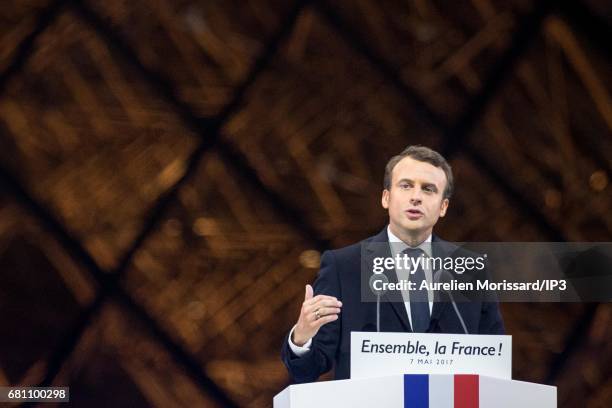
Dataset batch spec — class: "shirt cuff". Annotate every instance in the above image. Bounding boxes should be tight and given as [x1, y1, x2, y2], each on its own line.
[288, 325, 312, 356]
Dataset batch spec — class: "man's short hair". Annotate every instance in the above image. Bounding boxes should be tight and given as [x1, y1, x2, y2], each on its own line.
[383, 145, 454, 199]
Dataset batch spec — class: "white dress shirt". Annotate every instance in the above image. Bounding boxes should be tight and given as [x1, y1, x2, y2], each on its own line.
[387, 226, 434, 329]
[288, 227, 435, 356]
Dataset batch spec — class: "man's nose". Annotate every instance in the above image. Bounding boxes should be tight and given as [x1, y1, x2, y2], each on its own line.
[409, 189, 423, 204]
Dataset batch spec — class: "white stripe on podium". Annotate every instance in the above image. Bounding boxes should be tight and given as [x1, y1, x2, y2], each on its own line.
[429, 375, 453, 408]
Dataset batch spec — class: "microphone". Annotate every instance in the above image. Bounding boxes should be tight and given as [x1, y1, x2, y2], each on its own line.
[433, 269, 469, 334]
[369, 273, 389, 332]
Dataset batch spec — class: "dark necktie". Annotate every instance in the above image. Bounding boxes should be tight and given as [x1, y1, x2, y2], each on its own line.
[403, 247, 431, 332]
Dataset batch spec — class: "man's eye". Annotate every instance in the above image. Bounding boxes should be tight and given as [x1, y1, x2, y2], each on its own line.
[424, 187, 434, 192]
[400, 184, 411, 189]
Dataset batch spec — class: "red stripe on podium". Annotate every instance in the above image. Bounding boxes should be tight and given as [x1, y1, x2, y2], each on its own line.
[454, 375, 479, 408]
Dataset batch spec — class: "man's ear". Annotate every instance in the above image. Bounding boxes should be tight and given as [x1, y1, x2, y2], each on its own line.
[439, 198, 449, 217]
[381, 189, 390, 209]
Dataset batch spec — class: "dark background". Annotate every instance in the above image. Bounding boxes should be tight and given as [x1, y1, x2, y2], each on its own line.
[0, 0, 610, 406]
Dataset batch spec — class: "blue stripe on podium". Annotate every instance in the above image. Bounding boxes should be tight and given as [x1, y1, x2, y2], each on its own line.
[404, 374, 429, 408]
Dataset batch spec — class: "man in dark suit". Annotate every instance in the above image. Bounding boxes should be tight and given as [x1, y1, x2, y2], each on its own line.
[281, 145, 505, 383]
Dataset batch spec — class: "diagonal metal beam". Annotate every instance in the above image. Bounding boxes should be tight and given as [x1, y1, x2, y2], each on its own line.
[447, 0, 565, 240]
[313, 0, 452, 134]
[441, 0, 557, 157]
[559, 0, 612, 61]
[316, 0, 565, 240]
[462, 146, 566, 240]
[0, 0, 69, 94]
[557, 0, 612, 174]
[545, 303, 599, 384]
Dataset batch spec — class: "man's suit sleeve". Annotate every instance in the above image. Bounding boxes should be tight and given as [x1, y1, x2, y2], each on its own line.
[281, 250, 342, 383]
[477, 263, 505, 334]
[478, 301, 505, 334]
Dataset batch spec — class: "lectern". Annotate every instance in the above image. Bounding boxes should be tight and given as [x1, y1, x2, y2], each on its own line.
[274, 373, 556, 408]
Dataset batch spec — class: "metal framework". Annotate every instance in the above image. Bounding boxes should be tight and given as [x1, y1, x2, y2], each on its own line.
[0, 0, 609, 406]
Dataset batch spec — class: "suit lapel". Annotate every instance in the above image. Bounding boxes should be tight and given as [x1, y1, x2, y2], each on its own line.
[384, 267, 412, 332]
[429, 235, 455, 327]
[365, 227, 411, 332]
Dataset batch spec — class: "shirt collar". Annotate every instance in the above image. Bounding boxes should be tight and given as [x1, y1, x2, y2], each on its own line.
[387, 225, 432, 257]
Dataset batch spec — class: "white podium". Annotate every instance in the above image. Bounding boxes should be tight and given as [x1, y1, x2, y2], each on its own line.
[274, 374, 556, 408]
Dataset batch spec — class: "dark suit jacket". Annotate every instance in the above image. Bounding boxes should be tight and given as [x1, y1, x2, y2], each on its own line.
[281, 227, 505, 383]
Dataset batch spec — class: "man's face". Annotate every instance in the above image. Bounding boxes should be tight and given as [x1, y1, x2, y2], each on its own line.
[382, 157, 449, 238]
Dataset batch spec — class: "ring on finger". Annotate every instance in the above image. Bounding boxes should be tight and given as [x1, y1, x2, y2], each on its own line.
[315, 309, 321, 320]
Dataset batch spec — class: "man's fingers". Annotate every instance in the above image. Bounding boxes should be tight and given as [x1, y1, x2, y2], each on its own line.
[313, 299, 343, 309]
[315, 314, 338, 327]
[304, 295, 341, 307]
[304, 284, 313, 302]
[302, 300, 342, 317]
[308, 294, 337, 303]
[312, 307, 341, 318]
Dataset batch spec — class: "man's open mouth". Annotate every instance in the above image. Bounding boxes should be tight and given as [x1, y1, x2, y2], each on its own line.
[406, 209, 423, 219]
